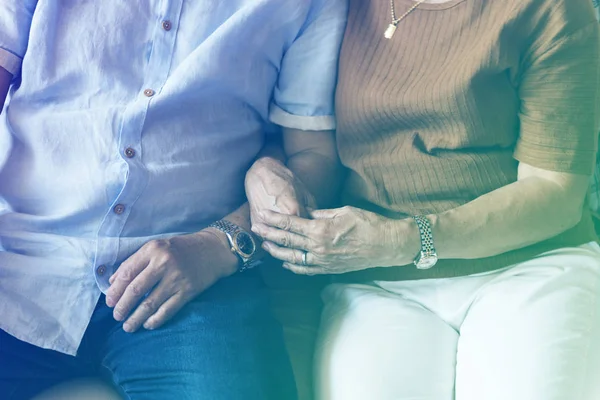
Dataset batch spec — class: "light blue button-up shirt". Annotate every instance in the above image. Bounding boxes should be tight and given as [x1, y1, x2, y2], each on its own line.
[0, 1, 347, 355]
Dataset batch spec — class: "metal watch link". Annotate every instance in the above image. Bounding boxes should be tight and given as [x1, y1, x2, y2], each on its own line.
[208, 220, 261, 272]
[412, 215, 438, 270]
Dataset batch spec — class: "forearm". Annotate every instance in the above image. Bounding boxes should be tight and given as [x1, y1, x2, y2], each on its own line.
[0, 67, 12, 113]
[283, 128, 344, 208]
[286, 151, 343, 209]
[392, 172, 588, 265]
[257, 133, 286, 164]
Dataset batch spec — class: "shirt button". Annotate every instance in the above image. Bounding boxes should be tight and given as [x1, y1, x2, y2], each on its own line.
[96, 265, 107, 276]
[162, 20, 172, 31]
[143, 89, 155, 97]
[124, 147, 136, 158]
[113, 204, 126, 215]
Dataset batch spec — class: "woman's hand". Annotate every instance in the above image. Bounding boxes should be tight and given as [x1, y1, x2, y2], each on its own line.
[245, 157, 316, 226]
[252, 206, 415, 275]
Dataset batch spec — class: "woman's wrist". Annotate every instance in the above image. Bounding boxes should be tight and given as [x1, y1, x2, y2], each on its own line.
[384, 217, 422, 267]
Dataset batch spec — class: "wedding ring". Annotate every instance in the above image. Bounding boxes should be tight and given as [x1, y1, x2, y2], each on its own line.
[301, 251, 308, 266]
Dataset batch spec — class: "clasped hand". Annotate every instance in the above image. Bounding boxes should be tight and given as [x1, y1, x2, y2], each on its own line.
[246, 158, 404, 275]
[252, 206, 400, 275]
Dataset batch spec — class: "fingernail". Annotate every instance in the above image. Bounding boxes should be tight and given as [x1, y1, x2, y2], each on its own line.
[123, 323, 133, 333]
[105, 297, 115, 307]
[261, 242, 269, 250]
[114, 311, 123, 321]
[109, 274, 115, 284]
[143, 321, 154, 330]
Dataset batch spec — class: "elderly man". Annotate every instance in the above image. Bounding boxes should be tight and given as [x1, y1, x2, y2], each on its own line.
[0, 2, 346, 399]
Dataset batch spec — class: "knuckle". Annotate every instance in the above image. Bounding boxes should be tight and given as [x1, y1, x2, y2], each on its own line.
[281, 218, 293, 231]
[146, 240, 160, 251]
[148, 239, 169, 252]
[286, 205, 300, 217]
[119, 270, 132, 282]
[129, 283, 143, 296]
[160, 250, 175, 263]
[313, 245, 327, 256]
[140, 299, 156, 313]
[115, 306, 127, 317]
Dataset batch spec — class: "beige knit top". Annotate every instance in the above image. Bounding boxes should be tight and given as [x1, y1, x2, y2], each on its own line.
[335, 0, 600, 281]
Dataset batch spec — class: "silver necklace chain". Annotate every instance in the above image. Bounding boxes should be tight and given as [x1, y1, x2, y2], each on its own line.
[391, 0, 426, 23]
[385, 0, 426, 38]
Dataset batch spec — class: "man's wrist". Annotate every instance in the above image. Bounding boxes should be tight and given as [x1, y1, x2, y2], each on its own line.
[200, 228, 239, 276]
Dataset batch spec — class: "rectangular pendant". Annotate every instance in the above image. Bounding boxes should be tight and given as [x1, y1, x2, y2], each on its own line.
[384, 24, 397, 39]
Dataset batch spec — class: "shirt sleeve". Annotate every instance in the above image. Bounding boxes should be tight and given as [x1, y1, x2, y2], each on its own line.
[269, 0, 348, 131]
[514, 0, 600, 175]
[0, 1, 37, 76]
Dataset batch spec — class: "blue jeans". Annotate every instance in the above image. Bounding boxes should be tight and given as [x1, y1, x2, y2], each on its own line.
[0, 271, 298, 400]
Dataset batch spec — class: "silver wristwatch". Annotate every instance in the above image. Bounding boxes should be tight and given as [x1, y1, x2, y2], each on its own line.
[208, 220, 261, 272]
[412, 215, 438, 269]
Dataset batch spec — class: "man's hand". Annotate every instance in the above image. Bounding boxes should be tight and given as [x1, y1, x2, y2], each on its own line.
[245, 157, 316, 226]
[105, 230, 238, 333]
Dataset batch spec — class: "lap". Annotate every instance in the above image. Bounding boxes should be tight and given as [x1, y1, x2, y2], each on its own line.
[455, 245, 600, 400]
[315, 244, 600, 400]
[97, 271, 297, 400]
[1, 271, 297, 400]
[315, 284, 458, 400]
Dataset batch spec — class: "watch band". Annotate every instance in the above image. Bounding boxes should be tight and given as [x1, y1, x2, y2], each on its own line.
[412, 215, 438, 269]
[208, 220, 258, 272]
[209, 219, 238, 238]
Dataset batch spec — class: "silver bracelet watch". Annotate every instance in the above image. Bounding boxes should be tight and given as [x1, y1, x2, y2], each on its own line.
[208, 220, 262, 272]
[412, 215, 438, 270]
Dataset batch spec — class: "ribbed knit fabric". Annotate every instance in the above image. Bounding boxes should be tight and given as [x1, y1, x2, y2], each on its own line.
[335, 0, 600, 281]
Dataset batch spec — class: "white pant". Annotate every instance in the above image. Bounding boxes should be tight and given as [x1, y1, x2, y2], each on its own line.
[315, 242, 600, 400]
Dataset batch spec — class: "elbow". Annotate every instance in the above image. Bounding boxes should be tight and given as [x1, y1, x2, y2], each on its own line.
[564, 206, 584, 231]
[558, 196, 585, 233]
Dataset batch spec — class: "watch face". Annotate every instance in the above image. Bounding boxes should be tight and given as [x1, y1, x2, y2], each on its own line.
[416, 254, 438, 270]
[233, 231, 256, 258]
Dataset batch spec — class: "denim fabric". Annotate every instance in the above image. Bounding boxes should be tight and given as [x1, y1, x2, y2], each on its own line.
[0, 271, 298, 400]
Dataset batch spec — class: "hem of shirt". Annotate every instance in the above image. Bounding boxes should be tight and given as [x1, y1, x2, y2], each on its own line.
[513, 141, 596, 175]
[0, 286, 102, 356]
[0, 319, 79, 356]
[269, 104, 336, 131]
[0, 48, 22, 76]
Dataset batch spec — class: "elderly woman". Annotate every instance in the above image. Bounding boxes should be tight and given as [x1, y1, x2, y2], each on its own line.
[247, 0, 600, 399]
